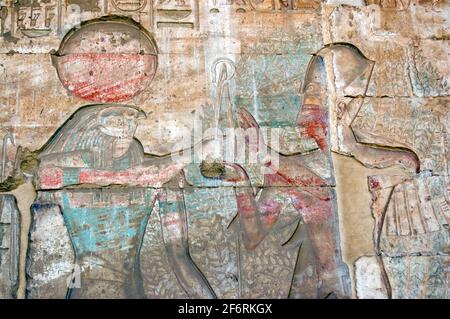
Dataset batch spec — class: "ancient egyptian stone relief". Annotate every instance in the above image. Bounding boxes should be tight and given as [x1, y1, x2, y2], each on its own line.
[0, 1, 448, 299]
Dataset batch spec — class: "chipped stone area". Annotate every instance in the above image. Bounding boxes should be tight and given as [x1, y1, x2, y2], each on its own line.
[0, 195, 19, 299]
[26, 202, 73, 299]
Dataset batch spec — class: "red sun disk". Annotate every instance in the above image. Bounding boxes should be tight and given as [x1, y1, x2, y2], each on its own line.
[55, 53, 157, 103]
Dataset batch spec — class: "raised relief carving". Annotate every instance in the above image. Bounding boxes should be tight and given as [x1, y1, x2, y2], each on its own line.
[362, 173, 449, 298]
[272, 0, 320, 10]
[365, 0, 411, 10]
[15, 0, 58, 37]
[0, 133, 20, 300]
[411, 44, 449, 97]
[352, 98, 448, 175]
[0, 0, 62, 40]
[0, 2, 448, 300]
[112, 0, 148, 12]
[154, 0, 199, 29]
[209, 0, 320, 13]
[66, 0, 101, 12]
[0, 6, 8, 36]
[222, 43, 428, 299]
[20, 17, 216, 299]
[366, 0, 445, 9]
[51, 17, 158, 103]
[0, 195, 20, 299]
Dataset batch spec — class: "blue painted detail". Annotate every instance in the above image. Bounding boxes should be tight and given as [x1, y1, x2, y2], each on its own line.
[235, 48, 313, 127]
[62, 168, 80, 185]
[31, 202, 57, 211]
[159, 199, 183, 214]
[59, 189, 153, 255]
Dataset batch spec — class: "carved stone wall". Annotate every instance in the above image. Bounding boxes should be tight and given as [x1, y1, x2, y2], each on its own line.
[0, 0, 448, 299]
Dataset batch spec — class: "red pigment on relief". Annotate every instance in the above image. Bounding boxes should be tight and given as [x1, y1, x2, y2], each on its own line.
[235, 192, 257, 217]
[162, 219, 181, 227]
[79, 170, 133, 184]
[265, 169, 327, 187]
[78, 168, 173, 187]
[260, 200, 283, 226]
[287, 187, 331, 202]
[368, 177, 380, 190]
[238, 109, 259, 130]
[39, 167, 63, 189]
[69, 76, 146, 102]
[300, 199, 333, 224]
[316, 240, 336, 272]
[297, 104, 328, 150]
[56, 53, 157, 103]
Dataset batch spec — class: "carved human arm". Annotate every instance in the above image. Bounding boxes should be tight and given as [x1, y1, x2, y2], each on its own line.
[34, 144, 198, 190]
[199, 160, 268, 250]
[339, 102, 420, 174]
[36, 162, 185, 189]
[346, 134, 420, 174]
[237, 107, 319, 157]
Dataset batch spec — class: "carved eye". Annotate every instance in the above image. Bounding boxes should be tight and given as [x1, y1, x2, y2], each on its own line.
[305, 83, 318, 94]
[305, 84, 313, 92]
[126, 110, 137, 117]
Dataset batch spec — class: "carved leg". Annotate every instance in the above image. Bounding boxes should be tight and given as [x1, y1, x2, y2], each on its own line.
[289, 187, 350, 298]
[233, 186, 286, 250]
[158, 188, 216, 299]
[287, 221, 320, 299]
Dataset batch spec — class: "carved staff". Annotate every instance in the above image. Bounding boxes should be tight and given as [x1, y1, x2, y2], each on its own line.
[1, 132, 15, 183]
[0, 6, 7, 36]
[211, 58, 236, 139]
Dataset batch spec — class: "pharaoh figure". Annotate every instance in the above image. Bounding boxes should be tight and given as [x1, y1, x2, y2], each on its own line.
[26, 17, 216, 299]
[207, 43, 419, 298]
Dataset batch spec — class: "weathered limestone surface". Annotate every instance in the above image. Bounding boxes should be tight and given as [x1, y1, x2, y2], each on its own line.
[0, 195, 19, 299]
[0, 0, 448, 299]
[26, 203, 73, 299]
[355, 255, 449, 298]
